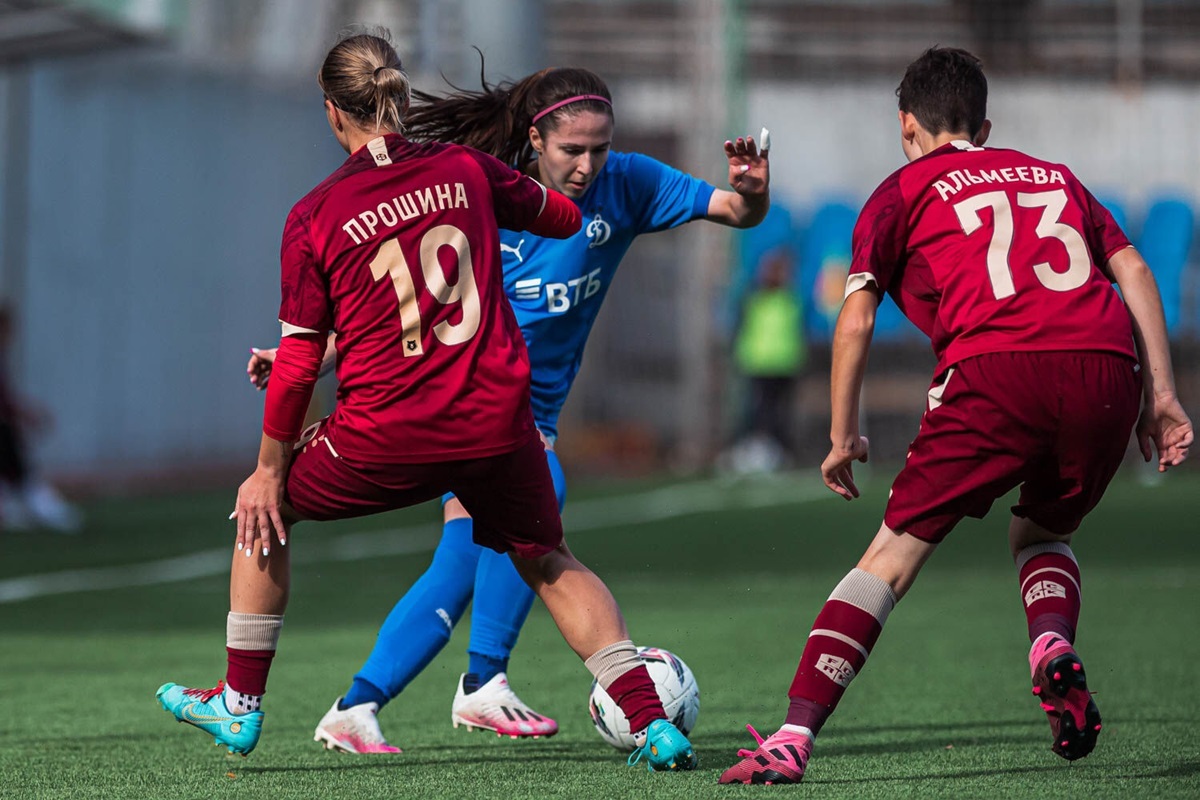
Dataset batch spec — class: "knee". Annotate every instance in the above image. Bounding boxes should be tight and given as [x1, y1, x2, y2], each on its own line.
[511, 545, 573, 590]
[1008, 516, 1072, 561]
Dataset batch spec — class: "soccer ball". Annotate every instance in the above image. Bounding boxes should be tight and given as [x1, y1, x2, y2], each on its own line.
[587, 646, 700, 751]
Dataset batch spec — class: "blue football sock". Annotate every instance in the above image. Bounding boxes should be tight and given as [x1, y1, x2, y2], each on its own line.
[465, 449, 568, 685]
[465, 653, 509, 691]
[341, 678, 390, 710]
[352, 516, 480, 706]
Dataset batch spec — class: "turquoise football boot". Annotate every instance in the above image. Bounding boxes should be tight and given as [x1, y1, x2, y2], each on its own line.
[156, 680, 263, 756]
[627, 718, 698, 772]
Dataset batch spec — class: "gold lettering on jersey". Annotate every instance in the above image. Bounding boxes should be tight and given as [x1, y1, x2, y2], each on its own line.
[340, 182, 471, 245]
[933, 168, 1065, 202]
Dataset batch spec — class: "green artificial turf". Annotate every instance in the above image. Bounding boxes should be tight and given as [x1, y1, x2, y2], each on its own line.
[0, 468, 1197, 798]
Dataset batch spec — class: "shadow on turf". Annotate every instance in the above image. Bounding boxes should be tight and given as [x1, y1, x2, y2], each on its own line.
[688, 729, 1043, 763]
[235, 741, 617, 774]
[809, 760, 1200, 785]
[807, 764, 1067, 785]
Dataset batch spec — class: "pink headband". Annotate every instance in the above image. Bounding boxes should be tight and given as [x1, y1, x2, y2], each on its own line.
[532, 94, 611, 124]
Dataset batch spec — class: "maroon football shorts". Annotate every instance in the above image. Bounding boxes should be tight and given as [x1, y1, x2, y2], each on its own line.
[884, 351, 1141, 543]
[284, 423, 563, 559]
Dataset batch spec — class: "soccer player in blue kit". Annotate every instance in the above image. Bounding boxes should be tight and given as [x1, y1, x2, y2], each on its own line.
[247, 66, 770, 752]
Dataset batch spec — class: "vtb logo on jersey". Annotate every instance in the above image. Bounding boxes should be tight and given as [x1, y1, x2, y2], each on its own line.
[586, 213, 611, 248]
[513, 268, 604, 314]
[1024, 580, 1066, 606]
[817, 654, 856, 687]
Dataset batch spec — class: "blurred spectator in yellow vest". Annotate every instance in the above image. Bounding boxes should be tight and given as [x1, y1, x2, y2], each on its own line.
[726, 248, 806, 473]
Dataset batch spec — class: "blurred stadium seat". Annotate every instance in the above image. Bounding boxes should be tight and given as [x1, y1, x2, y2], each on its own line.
[798, 201, 857, 341]
[1094, 194, 1130, 238]
[1137, 196, 1195, 334]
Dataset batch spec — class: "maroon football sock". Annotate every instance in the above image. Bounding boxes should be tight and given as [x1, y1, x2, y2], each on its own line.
[607, 665, 666, 734]
[1016, 543, 1081, 643]
[786, 569, 896, 731]
[225, 647, 275, 696]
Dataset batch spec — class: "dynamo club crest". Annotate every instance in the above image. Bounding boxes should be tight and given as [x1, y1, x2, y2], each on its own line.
[586, 213, 611, 248]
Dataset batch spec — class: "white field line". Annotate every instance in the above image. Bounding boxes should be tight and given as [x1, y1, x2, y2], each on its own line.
[0, 474, 832, 604]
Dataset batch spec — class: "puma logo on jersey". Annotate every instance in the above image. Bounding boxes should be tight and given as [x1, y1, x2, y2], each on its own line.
[500, 239, 526, 263]
[586, 214, 611, 248]
[816, 654, 856, 687]
[1024, 580, 1067, 606]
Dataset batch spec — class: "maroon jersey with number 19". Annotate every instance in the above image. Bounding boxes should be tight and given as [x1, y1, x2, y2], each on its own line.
[848, 141, 1136, 372]
[279, 134, 549, 463]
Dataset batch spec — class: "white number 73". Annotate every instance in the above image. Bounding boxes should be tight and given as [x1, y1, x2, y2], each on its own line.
[953, 188, 1091, 300]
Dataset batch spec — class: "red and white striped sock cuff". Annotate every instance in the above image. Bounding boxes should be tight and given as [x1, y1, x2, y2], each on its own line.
[583, 639, 638, 690]
[827, 568, 898, 626]
[1015, 541, 1077, 573]
[226, 612, 284, 651]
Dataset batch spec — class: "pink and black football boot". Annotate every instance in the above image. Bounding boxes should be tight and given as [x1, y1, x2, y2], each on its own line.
[1030, 634, 1102, 761]
[718, 724, 811, 785]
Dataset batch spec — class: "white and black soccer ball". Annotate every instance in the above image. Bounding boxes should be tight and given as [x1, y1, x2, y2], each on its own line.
[587, 646, 700, 751]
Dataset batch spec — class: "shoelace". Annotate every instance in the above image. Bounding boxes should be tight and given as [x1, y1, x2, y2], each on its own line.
[736, 723, 766, 758]
[627, 724, 655, 767]
[182, 680, 225, 703]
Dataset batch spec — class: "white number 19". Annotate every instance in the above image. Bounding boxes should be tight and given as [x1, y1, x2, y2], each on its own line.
[953, 188, 1091, 300]
[368, 224, 482, 357]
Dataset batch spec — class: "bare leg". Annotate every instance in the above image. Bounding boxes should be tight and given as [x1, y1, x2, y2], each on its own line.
[1008, 515, 1072, 560]
[509, 542, 628, 660]
[230, 513, 296, 615]
[855, 521, 939, 598]
[444, 496, 470, 523]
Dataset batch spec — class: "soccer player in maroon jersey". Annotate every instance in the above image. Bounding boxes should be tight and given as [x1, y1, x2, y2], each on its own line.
[154, 28, 697, 772]
[720, 46, 1193, 785]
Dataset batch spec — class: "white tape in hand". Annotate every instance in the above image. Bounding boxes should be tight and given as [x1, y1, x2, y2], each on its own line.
[759, 127, 771, 154]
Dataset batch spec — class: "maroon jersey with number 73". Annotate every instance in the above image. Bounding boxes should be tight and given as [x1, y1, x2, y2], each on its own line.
[848, 140, 1137, 374]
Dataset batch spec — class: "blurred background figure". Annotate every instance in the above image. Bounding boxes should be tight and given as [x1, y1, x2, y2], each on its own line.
[0, 304, 81, 533]
[724, 247, 805, 474]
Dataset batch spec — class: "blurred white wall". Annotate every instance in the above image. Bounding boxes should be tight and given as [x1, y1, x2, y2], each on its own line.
[14, 53, 340, 480]
[740, 78, 1200, 213]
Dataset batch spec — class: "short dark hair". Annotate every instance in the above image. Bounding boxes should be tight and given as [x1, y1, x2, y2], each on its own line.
[896, 47, 987, 137]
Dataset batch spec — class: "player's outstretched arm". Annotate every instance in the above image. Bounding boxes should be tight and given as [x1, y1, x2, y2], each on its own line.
[1106, 246, 1194, 471]
[246, 332, 337, 390]
[822, 289, 876, 500]
[705, 128, 770, 228]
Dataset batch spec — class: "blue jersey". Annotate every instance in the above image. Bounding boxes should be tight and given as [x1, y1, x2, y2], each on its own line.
[499, 151, 716, 438]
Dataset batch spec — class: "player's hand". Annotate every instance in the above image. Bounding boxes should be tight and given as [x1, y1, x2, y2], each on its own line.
[1137, 393, 1194, 472]
[233, 466, 289, 556]
[821, 436, 870, 501]
[246, 346, 277, 390]
[724, 127, 770, 198]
